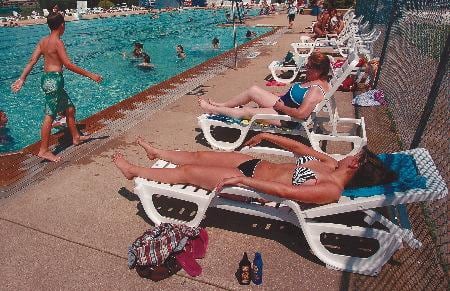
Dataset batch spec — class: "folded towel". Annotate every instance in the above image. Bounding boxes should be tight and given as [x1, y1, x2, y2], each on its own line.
[343, 153, 427, 198]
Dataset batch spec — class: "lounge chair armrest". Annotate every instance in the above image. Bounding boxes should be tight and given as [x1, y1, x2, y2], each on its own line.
[249, 113, 297, 123]
[326, 33, 338, 39]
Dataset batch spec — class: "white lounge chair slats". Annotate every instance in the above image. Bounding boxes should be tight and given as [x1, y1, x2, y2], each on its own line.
[133, 148, 447, 276]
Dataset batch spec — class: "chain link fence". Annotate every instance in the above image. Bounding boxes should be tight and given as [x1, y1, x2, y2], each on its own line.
[347, 0, 448, 289]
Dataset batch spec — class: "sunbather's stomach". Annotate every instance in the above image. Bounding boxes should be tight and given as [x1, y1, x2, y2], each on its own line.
[254, 161, 298, 185]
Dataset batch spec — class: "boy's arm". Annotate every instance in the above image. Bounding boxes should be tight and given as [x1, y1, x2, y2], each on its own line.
[244, 133, 337, 167]
[56, 40, 102, 83]
[11, 41, 43, 92]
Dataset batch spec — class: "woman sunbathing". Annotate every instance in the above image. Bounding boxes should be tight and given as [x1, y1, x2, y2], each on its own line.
[198, 52, 331, 125]
[113, 134, 396, 205]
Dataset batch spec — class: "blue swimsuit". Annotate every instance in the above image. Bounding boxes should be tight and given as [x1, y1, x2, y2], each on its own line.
[279, 83, 326, 108]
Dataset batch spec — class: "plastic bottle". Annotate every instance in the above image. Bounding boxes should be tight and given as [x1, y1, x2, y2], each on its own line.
[238, 252, 251, 285]
[251, 252, 263, 285]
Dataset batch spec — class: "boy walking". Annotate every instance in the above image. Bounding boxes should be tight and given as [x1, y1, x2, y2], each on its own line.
[11, 13, 102, 162]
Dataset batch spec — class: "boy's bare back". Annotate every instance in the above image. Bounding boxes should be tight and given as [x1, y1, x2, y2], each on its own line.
[39, 35, 65, 73]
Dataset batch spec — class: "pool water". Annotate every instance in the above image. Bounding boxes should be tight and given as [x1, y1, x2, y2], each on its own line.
[0, 9, 269, 153]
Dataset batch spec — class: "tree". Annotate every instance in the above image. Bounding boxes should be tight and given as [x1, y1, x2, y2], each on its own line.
[98, 0, 114, 8]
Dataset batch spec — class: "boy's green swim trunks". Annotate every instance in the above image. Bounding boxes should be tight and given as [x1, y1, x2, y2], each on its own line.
[41, 72, 74, 118]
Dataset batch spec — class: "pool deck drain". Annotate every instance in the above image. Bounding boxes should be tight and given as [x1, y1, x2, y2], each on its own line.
[0, 26, 287, 199]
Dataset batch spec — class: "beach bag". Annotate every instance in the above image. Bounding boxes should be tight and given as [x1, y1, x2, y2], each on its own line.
[135, 254, 181, 281]
[352, 89, 386, 106]
[128, 223, 201, 268]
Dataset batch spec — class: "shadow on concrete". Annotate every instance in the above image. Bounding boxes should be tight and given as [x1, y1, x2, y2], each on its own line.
[118, 186, 381, 268]
[194, 127, 311, 151]
[52, 125, 110, 156]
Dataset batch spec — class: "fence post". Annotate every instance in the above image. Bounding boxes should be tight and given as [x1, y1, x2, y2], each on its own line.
[373, 0, 399, 88]
[410, 32, 450, 149]
[369, 0, 380, 31]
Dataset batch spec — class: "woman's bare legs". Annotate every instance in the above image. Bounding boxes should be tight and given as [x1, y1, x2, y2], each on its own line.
[207, 85, 279, 108]
[199, 98, 280, 120]
[136, 137, 253, 167]
[113, 152, 241, 190]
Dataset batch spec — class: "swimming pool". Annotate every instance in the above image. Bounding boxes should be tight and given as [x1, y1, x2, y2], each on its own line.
[0, 9, 270, 153]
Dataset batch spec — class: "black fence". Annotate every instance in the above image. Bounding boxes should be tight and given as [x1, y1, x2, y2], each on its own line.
[350, 0, 448, 289]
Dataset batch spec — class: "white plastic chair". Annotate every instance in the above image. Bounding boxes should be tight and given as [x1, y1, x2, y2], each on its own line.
[134, 148, 448, 276]
[199, 51, 365, 158]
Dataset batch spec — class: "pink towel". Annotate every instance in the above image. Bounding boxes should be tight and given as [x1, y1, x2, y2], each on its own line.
[175, 228, 209, 277]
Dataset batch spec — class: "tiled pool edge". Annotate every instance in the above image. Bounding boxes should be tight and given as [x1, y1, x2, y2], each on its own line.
[0, 26, 287, 198]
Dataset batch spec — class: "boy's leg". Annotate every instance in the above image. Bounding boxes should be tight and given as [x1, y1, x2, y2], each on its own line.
[65, 106, 89, 145]
[38, 115, 61, 162]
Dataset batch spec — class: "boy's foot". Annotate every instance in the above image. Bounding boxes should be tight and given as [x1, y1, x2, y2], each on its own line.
[136, 136, 158, 160]
[73, 134, 91, 146]
[38, 150, 61, 162]
[113, 152, 134, 180]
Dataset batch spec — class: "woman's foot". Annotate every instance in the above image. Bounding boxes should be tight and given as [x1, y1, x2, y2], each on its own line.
[198, 97, 217, 114]
[207, 98, 224, 107]
[113, 152, 135, 180]
[73, 134, 90, 146]
[37, 150, 61, 162]
[136, 136, 158, 160]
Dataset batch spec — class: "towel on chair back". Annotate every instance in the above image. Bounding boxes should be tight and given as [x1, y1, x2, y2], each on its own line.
[128, 223, 201, 268]
[343, 153, 427, 198]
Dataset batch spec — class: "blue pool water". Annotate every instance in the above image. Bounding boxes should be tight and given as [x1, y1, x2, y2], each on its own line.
[0, 9, 270, 153]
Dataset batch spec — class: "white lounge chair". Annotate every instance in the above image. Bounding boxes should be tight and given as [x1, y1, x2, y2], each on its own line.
[198, 51, 365, 158]
[268, 43, 315, 84]
[134, 148, 448, 276]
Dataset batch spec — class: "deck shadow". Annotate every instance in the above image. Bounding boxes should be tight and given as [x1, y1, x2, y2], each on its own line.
[118, 186, 382, 269]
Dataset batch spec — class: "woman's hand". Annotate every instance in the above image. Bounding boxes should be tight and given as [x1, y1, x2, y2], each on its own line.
[243, 133, 267, 148]
[215, 176, 243, 193]
[273, 98, 284, 111]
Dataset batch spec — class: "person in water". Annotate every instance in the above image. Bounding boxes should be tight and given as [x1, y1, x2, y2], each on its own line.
[0, 110, 13, 146]
[138, 53, 154, 69]
[132, 42, 145, 58]
[199, 51, 331, 125]
[176, 44, 186, 59]
[11, 13, 102, 162]
[212, 37, 220, 49]
[246, 30, 257, 38]
[113, 135, 397, 204]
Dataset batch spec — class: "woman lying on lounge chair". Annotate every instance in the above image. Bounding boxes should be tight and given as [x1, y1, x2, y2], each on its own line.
[113, 134, 396, 205]
[198, 52, 331, 126]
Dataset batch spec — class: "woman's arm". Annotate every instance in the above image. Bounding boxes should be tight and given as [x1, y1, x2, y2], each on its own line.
[217, 176, 341, 204]
[273, 86, 323, 120]
[244, 133, 337, 165]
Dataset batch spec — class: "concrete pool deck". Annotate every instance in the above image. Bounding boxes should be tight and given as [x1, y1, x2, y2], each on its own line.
[0, 11, 436, 290]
